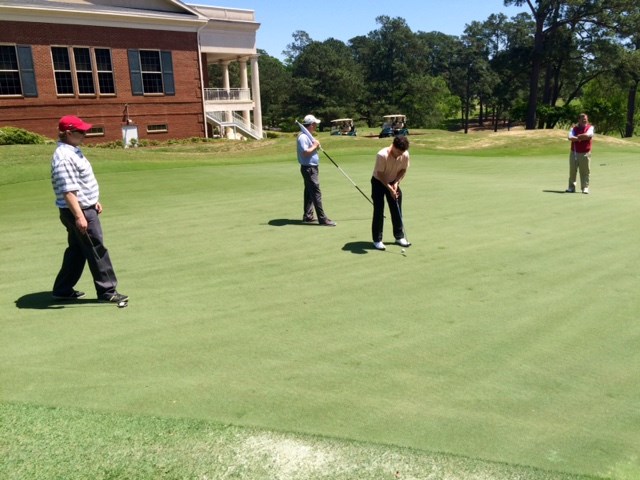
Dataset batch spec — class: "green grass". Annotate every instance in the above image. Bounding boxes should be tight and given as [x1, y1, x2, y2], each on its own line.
[1, 129, 639, 479]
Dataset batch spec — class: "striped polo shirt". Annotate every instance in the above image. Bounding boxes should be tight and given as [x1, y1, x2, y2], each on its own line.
[51, 142, 99, 209]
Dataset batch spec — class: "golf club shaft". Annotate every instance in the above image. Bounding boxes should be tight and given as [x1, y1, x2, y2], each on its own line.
[296, 120, 374, 207]
[395, 196, 408, 240]
[320, 149, 374, 206]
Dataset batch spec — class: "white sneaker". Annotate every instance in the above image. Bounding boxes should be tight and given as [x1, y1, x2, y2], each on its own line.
[395, 238, 411, 247]
[373, 241, 386, 251]
[582, 187, 589, 194]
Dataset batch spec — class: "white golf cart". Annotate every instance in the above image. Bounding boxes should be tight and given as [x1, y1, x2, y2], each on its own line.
[330, 118, 357, 136]
[379, 114, 409, 138]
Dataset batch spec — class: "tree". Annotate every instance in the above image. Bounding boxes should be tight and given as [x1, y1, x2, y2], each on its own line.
[256, 50, 291, 129]
[488, 13, 534, 129]
[618, 48, 640, 137]
[612, 4, 640, 136]
[403, 74, 459, 128]
[461, 19, 504, 130]
[283, 30, 313, 66]
[582, 76, 627, 135]
[505, 0, 622, 129]
[350, 16, 456, 128]
[289, 38, 365, 125]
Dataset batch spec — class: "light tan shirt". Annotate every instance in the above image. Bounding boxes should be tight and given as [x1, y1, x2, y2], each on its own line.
[373, 146, 410, 184]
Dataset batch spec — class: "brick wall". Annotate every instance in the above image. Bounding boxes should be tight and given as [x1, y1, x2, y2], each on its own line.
[0, 21, 205, 143]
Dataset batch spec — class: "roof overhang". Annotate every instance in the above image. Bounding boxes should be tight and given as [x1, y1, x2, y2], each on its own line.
[191, 5, 259, 61]
[0, 1, 208, 32]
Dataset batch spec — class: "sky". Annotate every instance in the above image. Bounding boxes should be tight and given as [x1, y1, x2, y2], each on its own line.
[190, 0, 529, 60]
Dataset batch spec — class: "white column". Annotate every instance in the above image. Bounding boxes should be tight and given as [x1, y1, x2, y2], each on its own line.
[239, 58, 250, 126]
[250, 55, 263, 138]
[221, 61, 233, 138]
[221, 61, 230, 92]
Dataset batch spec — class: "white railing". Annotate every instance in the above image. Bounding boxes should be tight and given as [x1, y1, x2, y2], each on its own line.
[206, 111, 262, 139]
[204, 88, 251, 102]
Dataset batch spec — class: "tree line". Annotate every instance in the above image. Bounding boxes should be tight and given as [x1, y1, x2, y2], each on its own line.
[211, 0, 640, 136]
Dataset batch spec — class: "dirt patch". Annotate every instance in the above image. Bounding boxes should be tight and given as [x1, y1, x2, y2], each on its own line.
[241, 434, 338, 479]
[428, 127, 636, 151]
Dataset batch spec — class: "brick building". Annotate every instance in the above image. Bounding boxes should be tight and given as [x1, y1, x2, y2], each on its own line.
[0, 0, 263, 143]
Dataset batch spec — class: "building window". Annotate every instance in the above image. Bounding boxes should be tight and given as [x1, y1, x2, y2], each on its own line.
[140, 51, 163, 94]
[128, 49, 175, 96]
[95, 48, 115, 94]
[74, 48, 95, 95]
[86, 126, 105, 137]
[0, 44, 37, 97]
[51, 47, 74, 95]
[51, 46, 115, 96]
[147, 124, 168, 133]
[0, 45, 21, 95]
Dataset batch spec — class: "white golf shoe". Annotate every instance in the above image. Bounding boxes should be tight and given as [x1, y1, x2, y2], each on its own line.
[373, 241, 386, 251]
[395, 238, 411, 247]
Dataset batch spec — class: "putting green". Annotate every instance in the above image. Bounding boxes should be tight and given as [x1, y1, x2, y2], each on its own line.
[1, 132, 639, 479]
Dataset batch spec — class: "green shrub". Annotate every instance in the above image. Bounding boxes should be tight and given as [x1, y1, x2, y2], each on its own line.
[0, 126, 51, 145]
[90, 140, 124, 149]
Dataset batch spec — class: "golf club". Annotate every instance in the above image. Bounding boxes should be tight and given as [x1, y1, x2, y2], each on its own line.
[85, 233, 127, 308]
[573, 144, 579, 181]
[395, 196, 409, 256]
[566, 145, 577, 193]
[296, 120, 373, 208]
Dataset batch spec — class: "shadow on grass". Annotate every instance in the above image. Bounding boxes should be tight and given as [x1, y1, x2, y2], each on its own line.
[542, 189, 570, 194]
[268, 218, 314, 227]
[15, 291, 103, 310]
[343, 241, 407, 256]
[342, 241, 377, 255]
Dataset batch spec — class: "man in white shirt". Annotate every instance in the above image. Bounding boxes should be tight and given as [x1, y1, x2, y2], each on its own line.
[51, 115, 128, 304]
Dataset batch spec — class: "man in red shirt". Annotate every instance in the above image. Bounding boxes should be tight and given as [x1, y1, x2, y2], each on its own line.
[566, 113, 594, 194]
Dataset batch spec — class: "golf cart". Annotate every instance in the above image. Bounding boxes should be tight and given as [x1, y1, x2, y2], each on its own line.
[379, 114, 409, 138]
[330, 118, 357, 136]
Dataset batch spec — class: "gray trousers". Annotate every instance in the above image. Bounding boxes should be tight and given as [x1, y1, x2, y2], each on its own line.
[300, 165, 327, 221]
[53, 206, 118, 299]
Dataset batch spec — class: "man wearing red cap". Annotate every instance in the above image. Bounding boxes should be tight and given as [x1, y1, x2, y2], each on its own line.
[51, 115, 128, 304]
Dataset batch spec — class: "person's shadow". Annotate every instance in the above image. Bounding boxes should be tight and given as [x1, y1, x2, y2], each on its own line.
[342, 241, 377, 255]
[542, 189, 568, 194]
[268, 218, 312, 227]
[15, 291, 101, 310]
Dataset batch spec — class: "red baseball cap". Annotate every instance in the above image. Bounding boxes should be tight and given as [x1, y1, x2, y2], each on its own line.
[58, 115, 92, 132]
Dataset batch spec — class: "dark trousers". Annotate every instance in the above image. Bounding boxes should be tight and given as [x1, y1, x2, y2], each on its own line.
[371, 176, 404, 242]
[53, 206, 118, 299]
[300, 165, 327, 221]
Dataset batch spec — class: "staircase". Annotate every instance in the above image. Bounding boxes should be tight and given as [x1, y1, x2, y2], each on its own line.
[206, 111, 262, 140]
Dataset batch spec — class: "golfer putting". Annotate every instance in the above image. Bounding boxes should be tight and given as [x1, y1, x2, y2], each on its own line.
[371, 136, 411, 251]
